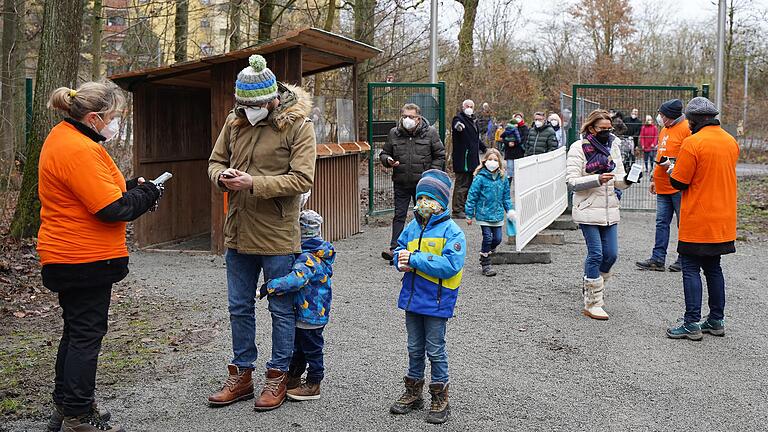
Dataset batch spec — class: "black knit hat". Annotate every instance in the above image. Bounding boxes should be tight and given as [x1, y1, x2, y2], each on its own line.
[659, 99, 683, 119]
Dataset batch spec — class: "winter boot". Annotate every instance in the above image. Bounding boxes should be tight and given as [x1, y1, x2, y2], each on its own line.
[480, 253, 496, 277]
[61, 407, 124, 432]
[208, 364, 255, 407]
[48, 402, 111, 432]
[254, 369, 288, 411]
[390, 376, 425, 414]
[582, 276, 609, 320]
[425, 382, 450, 424]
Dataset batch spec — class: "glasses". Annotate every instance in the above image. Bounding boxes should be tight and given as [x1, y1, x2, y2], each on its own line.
[595, 127, 614, 132]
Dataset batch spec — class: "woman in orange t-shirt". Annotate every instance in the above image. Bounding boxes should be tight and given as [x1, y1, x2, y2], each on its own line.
[38, 82, 160, 432]
[666, 97, 739, 342]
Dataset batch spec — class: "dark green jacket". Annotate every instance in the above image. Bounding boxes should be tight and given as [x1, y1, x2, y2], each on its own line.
[524, 124, 559, 157]
[380, 120, 445, 186]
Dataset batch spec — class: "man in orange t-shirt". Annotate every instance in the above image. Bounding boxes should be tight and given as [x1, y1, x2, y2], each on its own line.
[636, 99, 690, 272]
[665, 97, 739, 341]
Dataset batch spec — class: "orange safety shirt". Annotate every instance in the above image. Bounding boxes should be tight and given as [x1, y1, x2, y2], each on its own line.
[653, 119, 691, 195]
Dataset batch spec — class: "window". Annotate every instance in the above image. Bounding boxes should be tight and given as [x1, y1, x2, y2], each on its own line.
[200, 18, 210, 28]
[106, 15, 126, 27]
[200, 43, 214, 56]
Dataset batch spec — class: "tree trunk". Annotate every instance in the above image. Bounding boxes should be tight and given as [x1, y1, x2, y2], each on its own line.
[257, 0, 274, 43]
[92, 0, 103, 80]
[456, 0, 479, 98]
[174, 0, 188, 62]
[1, 0, 20, 188]
[11, 0, 85, 238]
[314, 0, 337, 96]
[229, 0, 242, 50]
[12, 0, 26, 178]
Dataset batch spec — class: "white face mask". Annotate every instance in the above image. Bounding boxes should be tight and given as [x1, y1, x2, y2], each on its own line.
[244, 106, 269, 126]
[656, 114, 664, 126]
[485, 159, 499, 172]
[464, 107, 474, 116]
[534, 120, 544, 128]
[549, 119, 559, 127]
[631, 113, 638, 119]
[402, 117, 417, 130]
[93, 114, 119, 142]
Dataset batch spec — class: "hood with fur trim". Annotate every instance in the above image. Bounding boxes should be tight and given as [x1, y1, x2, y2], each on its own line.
[270, 82, 313, 131]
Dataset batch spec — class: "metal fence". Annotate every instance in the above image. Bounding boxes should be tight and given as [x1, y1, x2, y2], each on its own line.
[568, 84, 702, 211]
[367, 82, 446, 216]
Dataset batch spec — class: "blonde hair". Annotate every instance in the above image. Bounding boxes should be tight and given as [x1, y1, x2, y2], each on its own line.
[474, 148, 505, 176]
[580, 109, 612, 135]
[48, 81, 125, 121]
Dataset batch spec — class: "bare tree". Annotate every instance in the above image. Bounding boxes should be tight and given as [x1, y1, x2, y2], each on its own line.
[92, 0, 103, 79]
[12, 0, 85, 237]
[570, 0, 635, 62]
[174, 0, 188, 62]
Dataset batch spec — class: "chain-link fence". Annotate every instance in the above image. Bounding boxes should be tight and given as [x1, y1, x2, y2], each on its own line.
[567, 84, 702, 211]
[367, 82, 446, 215]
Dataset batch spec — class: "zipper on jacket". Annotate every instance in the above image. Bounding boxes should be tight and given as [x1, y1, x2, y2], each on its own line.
[605, 183, 609, 224]
[405, 222, 428, 311]
[437, 279, 443, 307]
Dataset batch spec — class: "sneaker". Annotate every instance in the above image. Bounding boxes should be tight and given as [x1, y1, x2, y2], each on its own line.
[287, 381, 321, 401]
[668, 261, 682, 272]
[666, 321, 703, 341]
[635, 259, 666, 271]
[381, 249, 394, 261]
[700, 316, 725, 336]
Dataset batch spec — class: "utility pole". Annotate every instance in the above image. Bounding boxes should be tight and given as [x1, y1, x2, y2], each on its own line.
[743, 58, 748, 134]
[429, 0, 437, 83]
[715, 0, 726, 118]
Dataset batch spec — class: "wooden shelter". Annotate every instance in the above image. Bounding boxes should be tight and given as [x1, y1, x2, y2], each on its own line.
[110, 28, 380, 253]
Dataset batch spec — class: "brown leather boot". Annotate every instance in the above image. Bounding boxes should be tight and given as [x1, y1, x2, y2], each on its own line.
[287, 381, 321, 401]
[425, 382, 450, 424]
[208, 364, 255, 407]
[253, 369, 288, 411]
[389, 376, 425, 414]
[285, 374, 302, 391]
[61, 407, 124, 432]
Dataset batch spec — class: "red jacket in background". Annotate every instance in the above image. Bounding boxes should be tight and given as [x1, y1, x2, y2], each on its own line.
[639, 124, 659, 152]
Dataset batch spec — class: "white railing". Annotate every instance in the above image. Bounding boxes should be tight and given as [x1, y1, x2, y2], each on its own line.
[513, 147, 568, 251]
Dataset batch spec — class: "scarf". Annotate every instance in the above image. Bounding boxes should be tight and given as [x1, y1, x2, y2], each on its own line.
[582, 134, 616, 174]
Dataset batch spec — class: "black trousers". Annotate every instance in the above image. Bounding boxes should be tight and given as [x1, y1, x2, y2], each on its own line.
[390, 184, 417, 249]
[451, 172, 473, 215]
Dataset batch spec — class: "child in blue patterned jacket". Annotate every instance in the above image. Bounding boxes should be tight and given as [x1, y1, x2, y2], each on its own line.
[389, 169, 466, 425]
[260, 209, 334, 401]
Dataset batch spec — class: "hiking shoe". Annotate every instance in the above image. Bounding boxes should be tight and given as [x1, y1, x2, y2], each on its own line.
[668, 261, 682, 272]
[636, 259, 666, 271]
[666, 321, 703, 341]
[425, 382, 450, 424]
[382, 249, 394, 261]
[700, 317, 725, 336]
[48, 403, 111, 432]
[390, 376, 424, 414]
[61, 407, 124, 432]
[287, 381, 321, 401]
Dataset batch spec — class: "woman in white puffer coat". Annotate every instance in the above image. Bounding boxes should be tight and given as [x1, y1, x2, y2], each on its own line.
[566, 109, 639, 320]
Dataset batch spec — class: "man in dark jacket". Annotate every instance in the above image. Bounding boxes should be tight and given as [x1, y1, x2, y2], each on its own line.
[523, 111, 559, 157]
[380, 103, 445, 260]
[625, 108, 642, 148]
[451, 99, 486, 218]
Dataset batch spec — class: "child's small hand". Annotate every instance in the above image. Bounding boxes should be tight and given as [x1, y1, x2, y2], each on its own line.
[466, 218, 473, 225]
[397, 250, 413, 272]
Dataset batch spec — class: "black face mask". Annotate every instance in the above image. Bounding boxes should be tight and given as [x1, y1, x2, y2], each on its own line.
[595, 130, 611, 143]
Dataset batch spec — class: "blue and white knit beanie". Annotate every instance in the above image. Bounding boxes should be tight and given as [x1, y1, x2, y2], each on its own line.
[235, 55, 278, 106]
[300, 210, 323, 240]
[416, 169, 453, 209]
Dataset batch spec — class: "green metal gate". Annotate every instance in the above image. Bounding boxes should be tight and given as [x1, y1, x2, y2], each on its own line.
[568, 84, 706, 210]
[367, 82, 446, 216]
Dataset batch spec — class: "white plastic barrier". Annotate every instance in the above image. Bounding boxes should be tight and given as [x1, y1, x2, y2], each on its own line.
[513, 147, 568, 251]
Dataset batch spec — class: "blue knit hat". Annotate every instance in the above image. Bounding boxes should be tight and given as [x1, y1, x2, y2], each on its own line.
[235, 55, 278, 106]
[416, 169, 452, 209]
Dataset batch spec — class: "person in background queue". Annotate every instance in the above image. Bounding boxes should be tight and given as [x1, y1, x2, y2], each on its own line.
[666, 97, 739, 341]
[451, 99, 486, 219]
[380, 103, 445, 261]
[566, 109, 639, 321]
[523, 111, 559, 157]
[625, 108, 642, 150]
[40, 82, 161, 432]
[548, 113, 565, 148]
[636, 99, 690, 273]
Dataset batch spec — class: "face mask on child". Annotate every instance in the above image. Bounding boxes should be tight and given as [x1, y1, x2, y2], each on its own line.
[485, 159, 500, 172]
[414, 196, 443, 219]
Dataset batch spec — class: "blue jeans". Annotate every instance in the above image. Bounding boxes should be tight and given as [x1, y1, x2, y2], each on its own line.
[681, 254, 726, 324]
[579, 224, 618, 279]
[481, 225, 503, 253]
[405, 311, 449, 383]
[651, 192, 681, 264]
[225, 249, 296, 371]
[288, 327, 325, 383]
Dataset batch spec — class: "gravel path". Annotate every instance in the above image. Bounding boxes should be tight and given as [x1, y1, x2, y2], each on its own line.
[7, 212, 768, 431]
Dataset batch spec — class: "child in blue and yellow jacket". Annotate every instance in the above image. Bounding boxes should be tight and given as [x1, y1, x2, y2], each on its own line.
[389, 169, 466, 425]
[261, 209, 334, 401]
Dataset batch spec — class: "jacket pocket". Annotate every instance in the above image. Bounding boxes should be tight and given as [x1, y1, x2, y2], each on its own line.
[576, 194, 597, 211]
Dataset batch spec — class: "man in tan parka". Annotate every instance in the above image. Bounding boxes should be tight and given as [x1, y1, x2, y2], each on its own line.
[206, 54, 316, 411]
